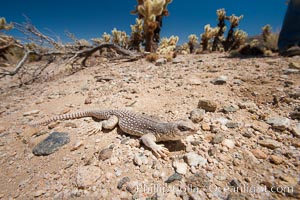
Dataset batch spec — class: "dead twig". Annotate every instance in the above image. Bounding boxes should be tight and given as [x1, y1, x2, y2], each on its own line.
[0, 41, 141, 79]
[0, 40, 15, 51]
[13, 16, 63, 50]
[20, 56, 55, 85]
[0, 49, 31, 78]
[67, 43, 140, 67]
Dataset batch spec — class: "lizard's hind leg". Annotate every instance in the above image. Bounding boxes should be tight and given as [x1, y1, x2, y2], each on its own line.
[102, 115, 119, 129]
[89, 115, 119, 135]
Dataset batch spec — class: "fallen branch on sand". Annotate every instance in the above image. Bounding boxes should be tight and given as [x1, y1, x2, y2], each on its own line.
[0, 43, 141, 78]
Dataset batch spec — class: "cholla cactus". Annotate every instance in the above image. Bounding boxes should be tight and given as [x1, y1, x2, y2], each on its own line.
[157, 35, 179, 55]
[102, 32, 111, 43]
[217, 8, 226, 21]
[262, 24, 271, 42]
[131, 18, 143, 34]
[162, 0, 172, 15]
[234, 30, 247, 41]
[120, 31, 129, 48]
[223, 14, 244, 51]
[91, 32, 111, 45]
[111, 28, 122, 45]
[0, 17, 13, 31]
[136, 0, 173, 52]
[232, 29, 247, 49]
[212, 8, 227, 51]
[76, 39, 90, 47]
[129, 18, 143, 51]
[250, 39, 259, 47]
[229, 15, 243, 28]
[188, 34, 198, 53]
[261, 25, 278, 51]
[168, 35, 179, 46]
[91, 38, 102, 45]
[111, 28, 129, 48]
[200, 24, 219, 51]
[138, 0, 165, 20]
[180, 43, 190, 54]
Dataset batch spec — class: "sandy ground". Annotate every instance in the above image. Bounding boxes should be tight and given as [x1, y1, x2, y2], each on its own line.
[0, 53, 299, 199]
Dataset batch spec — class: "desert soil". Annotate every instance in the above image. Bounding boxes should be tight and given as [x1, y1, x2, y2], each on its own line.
[0, 53, 299, 200]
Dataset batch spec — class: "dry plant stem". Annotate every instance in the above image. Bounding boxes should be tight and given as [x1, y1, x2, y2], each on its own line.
[0, 42, 140, 79]
[0, 49, 31, 78]
[20, 57, 55, 85]
[0, 50, 67, 78]
[0, 40, 15, 51]
[68, 43, 140, 67]
[0, 36, 23, 51]
[14, 21, 63, 50]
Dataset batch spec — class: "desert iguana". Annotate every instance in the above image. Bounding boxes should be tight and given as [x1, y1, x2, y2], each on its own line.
[30, 109, 197, 158]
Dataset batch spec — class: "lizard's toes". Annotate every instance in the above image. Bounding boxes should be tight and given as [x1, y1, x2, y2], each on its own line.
[152, 145, 170, 158]
[88, 125, 102, 135]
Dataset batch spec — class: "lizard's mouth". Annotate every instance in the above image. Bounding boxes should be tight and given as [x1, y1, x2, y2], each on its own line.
[176, 127, 197, 137]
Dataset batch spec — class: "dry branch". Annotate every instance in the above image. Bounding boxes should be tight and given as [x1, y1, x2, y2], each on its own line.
[13, 18, 63, 50]
[0, 40, 15, 51]
[0, 49, 31, 78]
[0, 42, 141, 78]
[67, 43, 141, 67]
[0, 16, 143, 84]
[0, 35, 23, 51]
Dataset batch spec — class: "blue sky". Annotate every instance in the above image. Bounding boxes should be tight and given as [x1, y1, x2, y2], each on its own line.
[2, 0, 287, 44]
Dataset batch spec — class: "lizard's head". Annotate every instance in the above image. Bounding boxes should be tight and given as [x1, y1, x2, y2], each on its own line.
[171, 120, 198, 140]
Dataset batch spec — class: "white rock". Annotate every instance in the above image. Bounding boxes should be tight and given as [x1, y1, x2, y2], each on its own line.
[184, 152, 207, 167]
[266, 117, 290, 130]
[173, 161, 188, 175]
[292, 123, 300, 138]
[133, 155, 143, 166]
[213, 117, 229, 125]
[155, 58, 167, 66]
[133, 154, 148, 166]
[115, 169, 122, 177]
[222, 139, 235, 149]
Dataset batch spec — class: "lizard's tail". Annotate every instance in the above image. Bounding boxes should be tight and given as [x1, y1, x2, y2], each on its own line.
[29, 110, 96, 127]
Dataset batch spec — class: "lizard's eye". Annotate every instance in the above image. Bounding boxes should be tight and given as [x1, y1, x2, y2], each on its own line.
[178, 125, 189, 131]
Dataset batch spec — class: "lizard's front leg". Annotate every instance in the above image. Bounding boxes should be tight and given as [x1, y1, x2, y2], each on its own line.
[89, 115, 119, 134]
[140, 133, 170, 158]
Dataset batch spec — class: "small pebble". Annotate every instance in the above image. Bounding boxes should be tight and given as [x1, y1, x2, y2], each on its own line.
[71, 141, 84, 151]
[198, 99, 218, 112]
[98, 148, 113, 161]
[251, 149, 268, 159]
[23, 110, 40, 116]
[117, 177, 130, 189]
[165, 173, 182, 183]
[269, 155, 283, 165]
